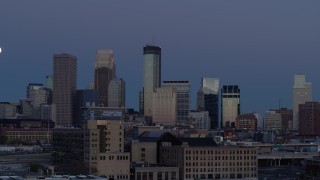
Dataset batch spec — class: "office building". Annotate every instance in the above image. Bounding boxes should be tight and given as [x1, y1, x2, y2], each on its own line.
[221, 85, 240, 128]
[163, 80, 190, 124]
[94, 50, 116, 107]
[188, 110, 210, 129]
[27, 83, 51, 107]
[74, 89, 99, 127]
[273, 108, 293, 130]
[143, 45, 161, 116]
[53, 53, 77, 127]
[0, 102, 16, 119]
[235, 113, 257, 132]
[264, 111, 282, 130]
[108, 78, 125, 107]
[299, 102, 320, 136]
[197, 78, 219, 129]
[293, 74, 312, 130]
[53, 107, 130, 178]
[152, 87, 177, 126]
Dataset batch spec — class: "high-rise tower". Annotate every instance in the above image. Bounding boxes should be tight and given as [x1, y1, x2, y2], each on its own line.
[221, 85, 240, 128]
[163, 80, 190, 124]
[143, 45, 161, 116]
[292, 74, 312, 130]
[197, 78, 219, 129]
[94, 50, 116, 107]
[108, 78, 125, 107]
[53, 53, 77, 127]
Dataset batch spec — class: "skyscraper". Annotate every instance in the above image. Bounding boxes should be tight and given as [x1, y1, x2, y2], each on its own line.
[152, 87, 177, 126]
[94, 50, 116, 107]
[221, 85, 240, 128]
[143, 45, 161, 116]
[53, 53, 77, 127]
[163, 80, 190, 124]
[197, 78, 219, 129]
[292, 74, 312, 131]
[108, 78, 125, 107]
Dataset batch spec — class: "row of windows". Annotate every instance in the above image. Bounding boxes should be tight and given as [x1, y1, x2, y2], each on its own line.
[185, 173, 256, 179]
[185, 161, 256, 167]
[185, 155, 256, 161]
[185, 167, 257, 173]
[185, 149, 255, 155]
[99, 155, 129, 161]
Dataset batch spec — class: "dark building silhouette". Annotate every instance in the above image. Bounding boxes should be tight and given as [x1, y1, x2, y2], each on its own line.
[94, 50, 116, 107]
[299, 102, 320, 136]
[197, 78, 219, 129]
[53, 53, 77, 127]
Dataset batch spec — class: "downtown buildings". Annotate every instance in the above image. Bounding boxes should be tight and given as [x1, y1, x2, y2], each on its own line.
[221, 85, 240, 128]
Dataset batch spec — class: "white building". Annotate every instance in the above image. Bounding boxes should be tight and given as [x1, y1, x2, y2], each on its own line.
[292, 74, 312, 130]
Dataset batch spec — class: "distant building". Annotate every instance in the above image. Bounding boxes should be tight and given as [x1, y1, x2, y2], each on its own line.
[19, 98, 33, 118]
[53, 53, 77, 127]
[236, 113, 257, 132]
[108, 78, 125, 107]
[221, 85, 240, 128]
[299, 102, 320, 136]
[74, 89, 99, 127]
[160, 136, 258, 180]
[197, 77, 219, 129]
[292, 74, 312, 130]
[264, 111, 282, 130]
[152, 87, 177, 126]
[46, 75, 53, 90]
[163, 80, 190, 124]
[94, 50, 116, 107]
[27, 83, 51, 107]
[272, 108, 293, 130]
[188, 110, 210, 129]
[0, 102, 16, 119]
[139, 90, 144, 114]
[143, 45, 161, 116]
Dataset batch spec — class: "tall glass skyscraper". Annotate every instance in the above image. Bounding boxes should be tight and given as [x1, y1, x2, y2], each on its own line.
[53, 53, 77, 127]
[108, 78, 125, 108]
[221, 85, 240, 128]
[163, 80, 191, 124]
[292, 74, 312, 130]
[197, 77, 219, 129]
[94, 50, 116, 107]
[143, 45, 161, 116]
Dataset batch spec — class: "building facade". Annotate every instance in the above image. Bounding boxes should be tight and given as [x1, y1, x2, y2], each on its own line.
[53, 53, 77, 127]
[152, 87, 177, 126]
[197, 78, 219, 129]
[27, 83, 51, 107]
[108, 78, 125, 108]
[221, 85, 240, 128]
[163, 81, 190, 124]
[299, 102, 320, 136]
[236, 113, 257, 132]
[188, 110, 210, 129]
[292, 74, 312, 131]
[264, 111, 282, 130]
[94, 50, 116, 107]
[143, 45, 161, 116]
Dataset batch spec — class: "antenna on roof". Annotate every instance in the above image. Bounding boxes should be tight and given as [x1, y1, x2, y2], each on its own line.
[152, 35, 156, 45]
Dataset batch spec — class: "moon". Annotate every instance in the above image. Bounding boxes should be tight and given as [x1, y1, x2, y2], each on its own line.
[0, 47, 2, 54]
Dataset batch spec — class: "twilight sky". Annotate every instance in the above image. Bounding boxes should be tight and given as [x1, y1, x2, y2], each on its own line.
[0, 1, 319, 115]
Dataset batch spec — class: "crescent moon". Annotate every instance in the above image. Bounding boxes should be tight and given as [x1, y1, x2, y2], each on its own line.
[0, 47, 2, 53]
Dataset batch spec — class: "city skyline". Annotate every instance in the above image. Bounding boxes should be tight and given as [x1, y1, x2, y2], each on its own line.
[0, 1, 320, 115]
